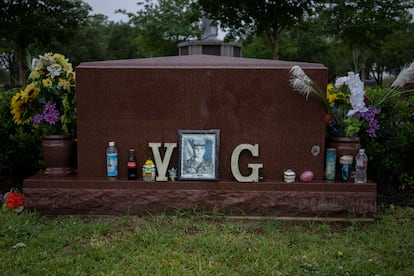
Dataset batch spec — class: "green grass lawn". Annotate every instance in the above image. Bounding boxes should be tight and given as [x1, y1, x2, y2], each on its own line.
[1, 207, 413, 275]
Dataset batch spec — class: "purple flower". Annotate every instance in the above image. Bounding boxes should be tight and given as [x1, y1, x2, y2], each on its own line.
[42, 101, 61, 125]
[33, 114, 43, 125]
[355, 106, 381, 138]
[44, 101, 57, 112]
[43, 109, 60, 124]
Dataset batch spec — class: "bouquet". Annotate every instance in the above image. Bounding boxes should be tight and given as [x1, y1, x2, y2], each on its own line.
[289, 61, 414, 138]
[11, 52, 76, 137]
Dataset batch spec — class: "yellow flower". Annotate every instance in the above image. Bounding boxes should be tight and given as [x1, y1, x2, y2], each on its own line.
[58, 78, 71, 91]
[29, 69, 41, 80]
[335, 92, 349, 104]
[42, 78, 52, 88]
[327, 93, 336, 106]
[327, 83, 334, 93]
[11, 92, 23, 107]
[10, 92, 29, 125]
[67, 71, 76, 82]
[21, 83, 40, 103]
[54, 53, 72, 72]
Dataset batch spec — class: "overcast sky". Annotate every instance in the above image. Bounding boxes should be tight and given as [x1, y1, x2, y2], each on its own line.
[83, 0, 140, 22]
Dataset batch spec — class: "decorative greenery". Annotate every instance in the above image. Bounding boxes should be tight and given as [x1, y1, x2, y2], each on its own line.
[10, 53, 76, 137]
[0, 208, 413, 274]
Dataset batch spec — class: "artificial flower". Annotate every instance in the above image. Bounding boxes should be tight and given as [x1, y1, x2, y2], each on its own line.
[3, 189, 24, 213]
[10, 52, 76, 137]
[290, 62, 414, 138]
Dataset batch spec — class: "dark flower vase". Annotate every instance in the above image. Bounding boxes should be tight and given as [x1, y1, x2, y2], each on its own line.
[328, 136, 360, 181]
[41, 135, 74, 176]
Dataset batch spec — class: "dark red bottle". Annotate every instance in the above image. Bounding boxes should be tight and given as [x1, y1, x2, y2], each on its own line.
[127, 149, 137, 180]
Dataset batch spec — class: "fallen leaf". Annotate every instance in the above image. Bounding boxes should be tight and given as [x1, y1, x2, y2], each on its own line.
[12, 242, 26, 249]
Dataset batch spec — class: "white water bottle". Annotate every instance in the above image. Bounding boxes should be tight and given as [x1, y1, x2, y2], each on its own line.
[106, 141, 118, 179]
[355, 149, 368, 184]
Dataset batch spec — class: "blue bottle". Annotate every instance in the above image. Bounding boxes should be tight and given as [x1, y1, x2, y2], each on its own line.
[325, 148, 336, 181]
[106, 141, 118, 180]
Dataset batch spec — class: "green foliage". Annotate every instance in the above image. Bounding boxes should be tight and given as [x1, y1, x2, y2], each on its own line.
[360, 88, 414, 192]
[0, 208, 413, 274]
[198, 0, 315, 59]
[0, 89, 41, 191]
[106, 22, 138, 60]
[47, 14, 111, 66]
[344, 116, 362, 137]
[0, 0, 91, 84]
[368, 23, 414, 84]
[127, 0, 202, 57]
[319, 0, 414, 80]
[242, 33, 272, 59]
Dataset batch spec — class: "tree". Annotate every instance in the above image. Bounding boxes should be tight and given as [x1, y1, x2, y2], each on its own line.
[124, 0, 202, 57]
[370, 21, 414, 83]
[197, 0, 314, 60]
[0, 0, 91, 86]
[106, 22, 138, 60]
[48, 14, 112, 66]
[320, 0, 414, 81]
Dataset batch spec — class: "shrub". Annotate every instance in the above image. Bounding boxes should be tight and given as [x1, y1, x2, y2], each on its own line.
[361, 88, 414, 193]
[0, 89, 42, 192]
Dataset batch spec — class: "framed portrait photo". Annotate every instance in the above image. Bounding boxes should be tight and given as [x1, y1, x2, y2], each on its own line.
[178, 130, 220, 181]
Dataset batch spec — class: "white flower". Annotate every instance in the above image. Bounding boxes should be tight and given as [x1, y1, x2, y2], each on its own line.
[391, 61, 414, 88]
[290, 65, 307, 79]
[335, 76, 348, 87]
[31, 58, 39, 71]
[38, 53, 55, 66]
[345, 72, 368, 116]
[47, 64, 62, 78]
[289, 65, 318, 100]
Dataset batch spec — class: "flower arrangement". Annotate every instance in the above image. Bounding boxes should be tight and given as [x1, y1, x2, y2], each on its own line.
[2, 189, 24, 213]
[10, 52, 76, 137]
[290, 61, 414, 138]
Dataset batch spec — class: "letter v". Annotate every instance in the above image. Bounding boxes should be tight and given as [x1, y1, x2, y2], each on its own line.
[148, 143, 177, 181]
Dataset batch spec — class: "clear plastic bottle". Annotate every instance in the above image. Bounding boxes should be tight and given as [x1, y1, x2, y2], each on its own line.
[106, 141, 118, 180]
[355, 149, 368, 184]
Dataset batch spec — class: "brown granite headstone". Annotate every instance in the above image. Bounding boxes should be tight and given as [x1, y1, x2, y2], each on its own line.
[24, 55, 377, 216]
[76, 55, 327, 181]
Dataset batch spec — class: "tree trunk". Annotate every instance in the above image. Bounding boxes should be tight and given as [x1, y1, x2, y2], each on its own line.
[17, 47, 28, 86]
[271, 37, 279, 60]
[359, 53, 368, 81]
[265, 30, 279, 60]
[352, 48, 369, 81]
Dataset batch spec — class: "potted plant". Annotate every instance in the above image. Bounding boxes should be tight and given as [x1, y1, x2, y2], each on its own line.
[10, 52, 76, 176]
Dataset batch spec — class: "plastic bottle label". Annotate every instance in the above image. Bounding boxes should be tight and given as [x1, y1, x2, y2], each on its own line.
[356, 159, 367, 168]
[107, 153, 118, 177]
[325, 162, 336, 180]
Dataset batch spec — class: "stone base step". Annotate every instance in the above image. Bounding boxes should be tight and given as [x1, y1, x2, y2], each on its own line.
[24, 175, 376, 217]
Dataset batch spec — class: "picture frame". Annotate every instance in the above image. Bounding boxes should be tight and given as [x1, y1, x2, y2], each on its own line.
[178, 130, 220, 181]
